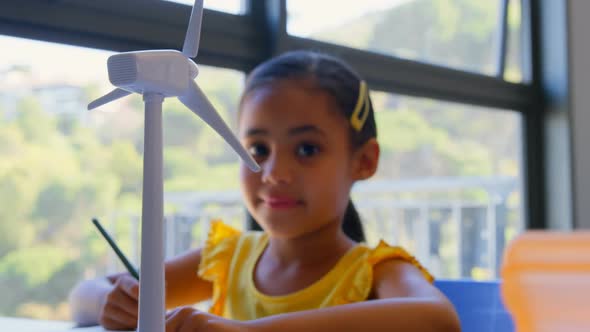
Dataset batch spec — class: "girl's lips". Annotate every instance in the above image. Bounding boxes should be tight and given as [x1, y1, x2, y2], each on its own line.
[264, 197, 301, 209]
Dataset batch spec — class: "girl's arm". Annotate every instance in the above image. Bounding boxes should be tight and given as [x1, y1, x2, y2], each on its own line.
[247, 260, 460, 332]
[69, 247, 213, 327]
[164, 248, 213, 309]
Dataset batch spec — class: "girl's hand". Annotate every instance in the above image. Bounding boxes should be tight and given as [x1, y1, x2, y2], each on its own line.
[99, 274, 139, 330]
[166, 306, 251, 332]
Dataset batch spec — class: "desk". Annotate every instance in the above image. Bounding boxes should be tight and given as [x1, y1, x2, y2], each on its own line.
[0, 317, 126, 332]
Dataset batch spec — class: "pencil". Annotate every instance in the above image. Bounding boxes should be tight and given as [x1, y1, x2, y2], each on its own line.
[92, 218, 140, 280]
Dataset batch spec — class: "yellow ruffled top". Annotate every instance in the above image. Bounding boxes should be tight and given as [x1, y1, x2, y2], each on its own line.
[198, 220, 434, 320]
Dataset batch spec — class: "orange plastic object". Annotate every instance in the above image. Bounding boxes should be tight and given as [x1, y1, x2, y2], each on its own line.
[501, 231, 590, 332]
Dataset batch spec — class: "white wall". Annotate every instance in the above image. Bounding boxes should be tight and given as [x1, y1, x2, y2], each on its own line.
[568, 0, 590, 229]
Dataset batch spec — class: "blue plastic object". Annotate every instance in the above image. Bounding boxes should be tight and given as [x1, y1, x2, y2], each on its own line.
[434, 279, 514, 332]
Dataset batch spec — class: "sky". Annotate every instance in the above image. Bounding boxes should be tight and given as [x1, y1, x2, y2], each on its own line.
[287, 0, 411, 36]
[0, 36, 111, 86]
[166, 0, 243, 14]
[0, 35, 123, 114]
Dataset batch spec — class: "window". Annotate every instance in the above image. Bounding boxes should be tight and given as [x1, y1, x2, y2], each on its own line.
[0, 35, 244, 320]
[356, 91, 523, 280]
[288, 0, 523, 80]
[163, 0, 244, 14]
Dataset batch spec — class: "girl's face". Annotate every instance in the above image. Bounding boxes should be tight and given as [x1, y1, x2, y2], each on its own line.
[238, 80, 359, 240]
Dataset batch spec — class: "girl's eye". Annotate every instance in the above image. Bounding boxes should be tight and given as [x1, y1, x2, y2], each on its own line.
[248, 143, 269, 157]
[297, 143, 320, 157]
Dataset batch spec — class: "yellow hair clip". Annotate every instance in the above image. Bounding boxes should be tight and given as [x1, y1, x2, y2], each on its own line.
[351, 80, 369, 132]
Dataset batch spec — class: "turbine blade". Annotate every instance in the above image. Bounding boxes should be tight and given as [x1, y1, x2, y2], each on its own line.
[182, 0, 204, 58]
[88, 88, 131, 110]
[178, 81, 260, 172]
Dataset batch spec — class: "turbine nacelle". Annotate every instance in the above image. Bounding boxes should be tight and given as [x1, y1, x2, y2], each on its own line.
[108, 50, 199, 97]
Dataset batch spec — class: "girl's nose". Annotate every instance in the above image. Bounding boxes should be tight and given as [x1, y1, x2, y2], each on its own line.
[261, 154, 293, 185]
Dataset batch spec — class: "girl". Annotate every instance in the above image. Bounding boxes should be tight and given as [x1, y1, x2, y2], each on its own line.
[69, 50, 460, 332]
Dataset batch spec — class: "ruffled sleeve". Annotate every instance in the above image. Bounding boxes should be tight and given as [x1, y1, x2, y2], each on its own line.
[367, 240, 434, 283]
[328, 241, 434, 307]
[197, 220, 241, 315]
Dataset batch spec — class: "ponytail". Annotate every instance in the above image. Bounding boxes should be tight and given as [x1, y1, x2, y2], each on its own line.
[245, 199, 365, 243]
[246, 210, 263, 232]
[342, 200, 366, 242]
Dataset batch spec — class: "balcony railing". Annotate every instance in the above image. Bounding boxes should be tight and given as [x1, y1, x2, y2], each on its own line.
[105, 176, 520, 280]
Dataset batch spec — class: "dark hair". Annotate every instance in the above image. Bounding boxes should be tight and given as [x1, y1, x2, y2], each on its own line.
[241, 50, 377, 243]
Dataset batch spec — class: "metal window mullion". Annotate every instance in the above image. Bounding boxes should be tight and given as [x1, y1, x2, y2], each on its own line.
[520, 0, 547, 230]
[264, 0, 288, 55]
[520, 0, 534, 83]
[495, 0, 510, 78]
[246, 0, 288, 67]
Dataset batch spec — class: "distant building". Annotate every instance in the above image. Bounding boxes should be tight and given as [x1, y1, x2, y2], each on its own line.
[32, 84, 87, 116]
[0, 68, 87, 119]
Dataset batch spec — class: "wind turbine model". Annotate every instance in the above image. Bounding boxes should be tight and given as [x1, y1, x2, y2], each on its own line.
[88, 1, 260, 331]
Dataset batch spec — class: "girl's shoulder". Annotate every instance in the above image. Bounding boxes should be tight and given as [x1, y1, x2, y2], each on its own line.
[360, 240, 434, 283]
[358, 240, 441, 301]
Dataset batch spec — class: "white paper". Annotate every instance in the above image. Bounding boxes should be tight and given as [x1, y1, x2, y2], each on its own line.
[70, 326, 134, 332]
[0, 317, 133, 332]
